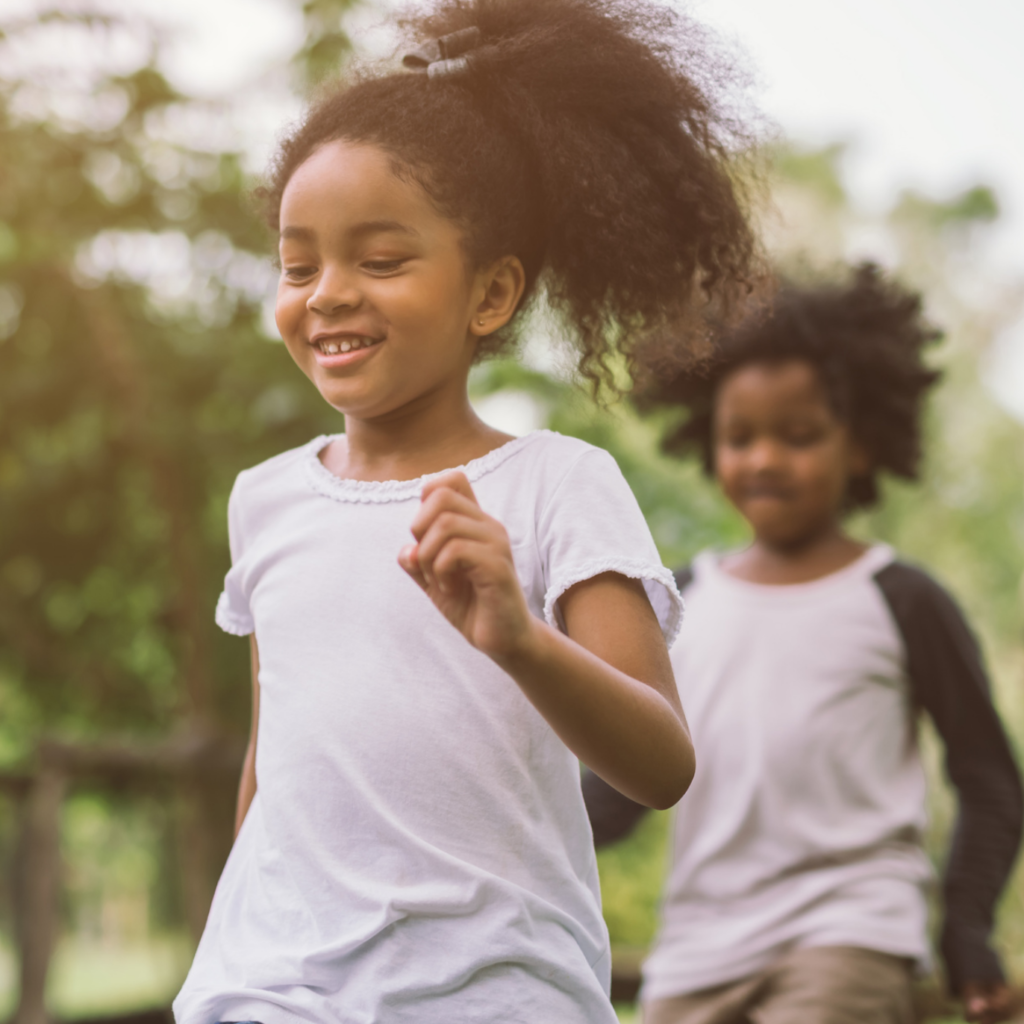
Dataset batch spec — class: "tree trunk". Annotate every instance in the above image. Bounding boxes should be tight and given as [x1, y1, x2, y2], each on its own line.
[14, 766, 66, 1024]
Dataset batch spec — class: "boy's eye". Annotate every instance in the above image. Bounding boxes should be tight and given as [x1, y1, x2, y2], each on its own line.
[721, 431, 752, 449]
[783, 426, 825, 447]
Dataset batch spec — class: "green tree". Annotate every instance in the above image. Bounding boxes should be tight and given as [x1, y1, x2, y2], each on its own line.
[0, 3, 367, 752]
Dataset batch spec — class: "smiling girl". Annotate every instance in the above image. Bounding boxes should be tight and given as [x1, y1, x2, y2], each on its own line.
[172, 1, 758, 1022]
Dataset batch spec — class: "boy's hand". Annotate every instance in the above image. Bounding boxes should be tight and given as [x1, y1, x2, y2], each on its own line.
[963, 981, 1014, 1023]
[398, 471, 535, 659]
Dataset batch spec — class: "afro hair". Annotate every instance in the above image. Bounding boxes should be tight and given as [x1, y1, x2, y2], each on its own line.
[645, 263, 943, 508]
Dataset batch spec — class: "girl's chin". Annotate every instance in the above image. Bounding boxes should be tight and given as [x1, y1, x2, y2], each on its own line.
[311, 367, 383, 407]
[315, 383, 404, 421]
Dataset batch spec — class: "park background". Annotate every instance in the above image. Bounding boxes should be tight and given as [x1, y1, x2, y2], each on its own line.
[0, 0, 1022, 1020]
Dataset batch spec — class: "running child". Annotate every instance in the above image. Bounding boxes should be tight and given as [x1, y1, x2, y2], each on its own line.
[173, 1, 760, 1021]
[586, 264, 1023, 1024]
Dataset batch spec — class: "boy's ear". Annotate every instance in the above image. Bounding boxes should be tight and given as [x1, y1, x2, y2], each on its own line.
[472, 256, 526, 336]
[849, 440, 872, 477]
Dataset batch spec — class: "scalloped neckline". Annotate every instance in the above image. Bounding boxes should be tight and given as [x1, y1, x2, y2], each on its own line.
[302, 430, 551, 504]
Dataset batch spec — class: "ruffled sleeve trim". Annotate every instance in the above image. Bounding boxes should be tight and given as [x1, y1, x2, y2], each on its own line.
[215, 591, 254, 636]
[543, 559, 684, 647]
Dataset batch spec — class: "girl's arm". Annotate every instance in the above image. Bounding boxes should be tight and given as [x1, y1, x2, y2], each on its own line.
[582, 562, 697, 842]
[399, 472, 694, 810]
[234, 634, 261, 838]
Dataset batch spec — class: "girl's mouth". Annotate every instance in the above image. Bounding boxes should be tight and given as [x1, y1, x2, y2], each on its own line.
[311, 334, 384, 367]
[313, 335, 383, 355]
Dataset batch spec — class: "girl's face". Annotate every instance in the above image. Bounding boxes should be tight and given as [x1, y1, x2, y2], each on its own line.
[276, 140, 500, 421]
[713, 359, 867, 549]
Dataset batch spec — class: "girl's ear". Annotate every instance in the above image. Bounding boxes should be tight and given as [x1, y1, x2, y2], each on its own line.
[472, 256, 526, 336]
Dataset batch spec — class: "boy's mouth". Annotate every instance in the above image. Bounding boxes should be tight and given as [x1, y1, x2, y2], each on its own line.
[742, 486, 795, 502]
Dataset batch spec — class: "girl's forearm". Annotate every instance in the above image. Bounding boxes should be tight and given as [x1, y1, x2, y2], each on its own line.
[492, 618, 694, 809]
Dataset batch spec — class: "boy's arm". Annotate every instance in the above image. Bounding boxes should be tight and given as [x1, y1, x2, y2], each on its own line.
[874, 562, 1023, 1008]
[234, 634, 261, 838]
[583, 769, 649, 846]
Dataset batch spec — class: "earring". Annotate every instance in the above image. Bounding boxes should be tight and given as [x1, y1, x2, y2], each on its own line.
[477, 319, 485, 326]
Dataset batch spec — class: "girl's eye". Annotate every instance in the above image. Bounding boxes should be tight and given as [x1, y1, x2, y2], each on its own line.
[283, 266, 317, 281]
[363, 258, 408, 274]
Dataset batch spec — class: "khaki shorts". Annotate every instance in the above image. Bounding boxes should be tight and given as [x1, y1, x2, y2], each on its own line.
[642, 945, 915, 1024]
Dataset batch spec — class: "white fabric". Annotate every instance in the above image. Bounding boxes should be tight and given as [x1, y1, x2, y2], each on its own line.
[642, 545, 933, 1002]
[174, 429, 681, 1024]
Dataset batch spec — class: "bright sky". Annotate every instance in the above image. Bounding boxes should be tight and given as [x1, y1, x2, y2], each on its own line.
[14, 0, 1024, 415]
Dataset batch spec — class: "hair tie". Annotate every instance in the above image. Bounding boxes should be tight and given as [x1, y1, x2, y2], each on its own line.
[402, 26, 482, 78]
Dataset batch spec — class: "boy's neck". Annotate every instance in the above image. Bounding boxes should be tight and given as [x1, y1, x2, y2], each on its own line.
[722, 527, 869, 586]
[321, 391, 514, 484]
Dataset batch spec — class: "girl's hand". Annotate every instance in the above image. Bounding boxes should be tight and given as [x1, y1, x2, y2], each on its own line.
[401, 471, 693, 809]
[398, 471, 534, 659]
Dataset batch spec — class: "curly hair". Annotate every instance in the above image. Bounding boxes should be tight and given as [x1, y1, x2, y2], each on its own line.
[645, 263, 943, 508]
[258, 0, 761, 391]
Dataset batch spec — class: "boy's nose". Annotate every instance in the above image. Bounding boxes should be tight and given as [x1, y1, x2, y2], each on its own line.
[748, 438, 786, 471]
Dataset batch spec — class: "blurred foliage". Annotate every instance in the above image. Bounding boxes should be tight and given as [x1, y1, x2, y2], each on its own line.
[0, 1, 1022, 1013]
[595, 810, 670, 951]
[0, 5, 356, 1004]
[294, 0, 356, 90]
[0, 9, 357, 755]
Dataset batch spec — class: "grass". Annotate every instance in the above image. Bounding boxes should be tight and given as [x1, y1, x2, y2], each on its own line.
[0, 934, 191, 1018]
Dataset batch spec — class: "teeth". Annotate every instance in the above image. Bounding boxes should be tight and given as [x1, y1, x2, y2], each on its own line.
[318, 337, 379, 354]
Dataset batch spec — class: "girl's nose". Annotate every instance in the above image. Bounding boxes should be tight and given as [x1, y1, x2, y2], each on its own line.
[307, 269, 362, 315]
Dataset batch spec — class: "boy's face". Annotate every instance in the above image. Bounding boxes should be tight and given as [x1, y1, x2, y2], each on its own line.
[713, 359, 867, 549]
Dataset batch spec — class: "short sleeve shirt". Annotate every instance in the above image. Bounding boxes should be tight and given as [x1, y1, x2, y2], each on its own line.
[174, 430, 681, 1024]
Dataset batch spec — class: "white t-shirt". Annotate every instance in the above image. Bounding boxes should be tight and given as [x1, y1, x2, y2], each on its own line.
[642, 545, 933, 1001]
[174, 429, 681, 1024]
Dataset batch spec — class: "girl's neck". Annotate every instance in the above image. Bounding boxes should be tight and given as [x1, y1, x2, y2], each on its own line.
[722, 525, 868, 586]
[321, 392, 514, 484]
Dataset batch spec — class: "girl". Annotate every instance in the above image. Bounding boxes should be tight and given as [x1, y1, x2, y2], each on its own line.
[585, 264, 1023, 1024]
[173, 1, 758, 1021]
